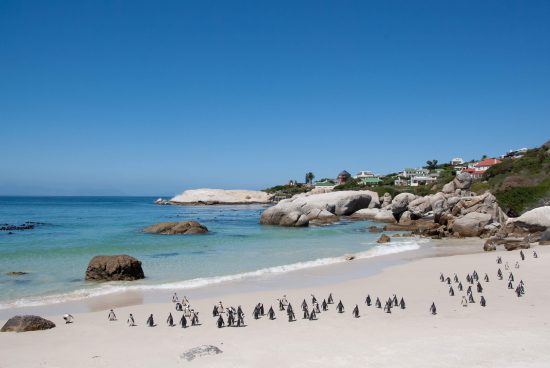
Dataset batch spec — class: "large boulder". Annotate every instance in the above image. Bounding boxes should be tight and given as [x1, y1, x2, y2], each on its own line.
[442, 172, 472, 193]
[408, 196, 433, 217]
[391, 193, 416, 217]
[374, 209, 397, 223]
[380, 193, 392, 208]
[1, 315, 55, 332]
[377, 234, 391, 243]
[260, 191, 378, 227]
[170, 189, 272, 205]
[451, 212, 492, 237]
[143, 221, 208, 235]
[85, 255, 145, 281]
[350, 208, 380, 220]
[507, 206, 550, 233]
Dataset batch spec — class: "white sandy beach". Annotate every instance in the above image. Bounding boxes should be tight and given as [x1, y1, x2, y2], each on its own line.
[1, 241, 549, 368]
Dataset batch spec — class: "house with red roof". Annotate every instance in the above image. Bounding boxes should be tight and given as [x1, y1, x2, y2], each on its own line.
[464, 158, 502, 179]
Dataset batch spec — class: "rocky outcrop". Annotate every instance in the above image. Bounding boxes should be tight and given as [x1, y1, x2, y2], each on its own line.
[85, 255, 145, 281]
[170, 189, 272, 205]
[540, 228, 550, 245]
[391, 193, 417, 218]
[1, 315, 55, 332]
[377, 234, 391, 243]
[260, 190, 378, 227]
[451, 212, 492, 237]
[506, 206, 550, 233]
[442, 171, 473, 194]
[143, 221, 208, 235]
[6, 271, 28, 276]
[381, 193, 392, 208]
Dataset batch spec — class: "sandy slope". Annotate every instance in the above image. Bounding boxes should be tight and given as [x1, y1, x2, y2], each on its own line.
[1, 245, 549, 368]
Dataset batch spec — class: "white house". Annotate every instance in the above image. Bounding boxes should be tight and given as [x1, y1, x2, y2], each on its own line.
[451, 157, 464, 165]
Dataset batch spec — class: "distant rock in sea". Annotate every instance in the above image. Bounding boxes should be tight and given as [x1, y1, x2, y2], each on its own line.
[168, 189, 273, 205]
[85, 255, 145, 282]
[143, 221, 208, 235]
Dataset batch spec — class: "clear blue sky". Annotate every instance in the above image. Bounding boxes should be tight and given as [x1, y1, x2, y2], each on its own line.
[1, 0, 549, 196]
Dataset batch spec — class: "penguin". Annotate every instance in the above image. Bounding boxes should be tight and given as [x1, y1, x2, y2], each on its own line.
[172, 293, 179, 303]
[179, 314, 187, 328]
[167, 313, 174, 327]
[328, 293, 334, 304]
[393, 295, 398, 307]
[480, 296, 486, 307]
[181, 295, 190, 307]
[400, 297, 406, 309]
[497, 256, 502, 264]
[301, 299, 308, 311]
[466, 274, 471, 283]
[384, 301, 392, 314]
[509, 273, 514, 282]
[508, 281, 513, 289]
[458, 282, 463, 291]
[268, 306, 275, 320]
[467, 285, 472, 295]
[236, 310, 244, 327]
[191, 311, 199, 326]
[440, 273, 445, 282]
[533, 251, 538, 258]
[281, 295, 289, 306]
[146, 314, 155, 327]
[375, 297, 381, 308]
[217, 315, 225, 328]
[430, 302, 437, 315]
[484, 274, 489, 282]
[449, 286, 455, 296]
[260, 303, 265, 315]
[216, 302, 224, 315]
[287, 308, 295, 322]
[108, 309, 117, 321]
[505, 262, 510, 270]
[127, 313, 136, 326]
[322, 299, 328, 311]
[311, 294, 317, 305]
[365, 295, 371, 306]
[497, 269, 503, 280]
[446, 277, 451, 285]
[314, 302, 320, 313]
[520, 250, 525, 261]
[227, 310, 234, 326]
[337, 300, 344, 313]
[175, 302, 183, 311]
[63, 314, 74, 324]
[353, 304, 360, 318]
[477, 282, 483, 293]
[468, 293, 475, 303]
[303, 306, 310, 320]
[278, 299, 285, 311]
[454, 273, 459, 283]
[473, 271, 479, 281]
[287, 303, 294, 314]
[515, 286, 522, 297]
[253, 305, 260, 320]
[309, 309, 317, 321]
[212, 305, 219, 317]
[461, 296, 468, 307]
[515, 261, 520, 269]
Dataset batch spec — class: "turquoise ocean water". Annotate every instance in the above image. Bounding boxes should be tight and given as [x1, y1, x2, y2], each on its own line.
[0, 196, 423, 309]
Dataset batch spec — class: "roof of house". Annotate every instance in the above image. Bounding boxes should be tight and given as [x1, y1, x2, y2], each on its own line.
[338, 170, 351, 177]
[474, 158, 501, 167]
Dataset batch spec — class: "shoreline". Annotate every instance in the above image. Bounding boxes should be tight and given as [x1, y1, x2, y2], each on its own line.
[0, 237, 482, 319]
[2, 239, 549, 367]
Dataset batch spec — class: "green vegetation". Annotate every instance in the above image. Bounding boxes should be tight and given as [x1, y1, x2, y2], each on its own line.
[482, 144, 550, 215]
[304, 172, 315, 185]
[264, 183, 310, 196]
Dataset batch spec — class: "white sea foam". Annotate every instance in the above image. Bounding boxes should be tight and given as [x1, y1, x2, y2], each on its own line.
[0, 238, 427, 310]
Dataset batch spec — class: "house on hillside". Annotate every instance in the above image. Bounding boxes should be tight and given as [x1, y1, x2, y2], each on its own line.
[401, 168, 430, 178]
[451, 157, 464, 165]
[464, 158, 502, 179]
[354, 171, 382, 186]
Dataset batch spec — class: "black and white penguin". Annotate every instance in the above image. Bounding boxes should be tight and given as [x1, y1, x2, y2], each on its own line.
[179, 314, 187, 328]
[314, 302, 321, 313]
[384, 301, 392, 314]
[430, 302, 437, 315]
[287, 303, 294, 314]
[446, 277, 451, 285]
[533, 251, 538, 258]
[515, 261, 520, 269]
[468, 293, 475, 303]
[167, 313, 174, 327]
[515, 286, 522, 297]
[260, 303, 265, 316]
[236, 308, 244, 327]
[146, 314, 155, 327]
[353, 304, 360, 318]
[509, 273, 514, 282]
[365, 295, 371, 306]
[127, 313, 135, 327]
[278, 299, 284, 311]
[497, 256, 502, 264]
[337, 300, 344, 313]
[440, 273, 445, 282]
[484, 274, 489, 282]
[375, 297, 381, 308]
[461, 296, 468, 307]
[328, 293, 334, 304]
[303, 306, 310, 320]
[467, 285, 472, 295]
[497, 269, 503, 280]
[473, 271, 479, 281]
[458, 282, 463, 291]
[399, 297, 406, 309]
[268, 306, 275, 320]
[508, 281, 514, 289]
[301, 299, 308, 311]
[108, 309, 117, 321]
[287, 307, 295, 322]
[253, 305, 260, 320]
[322, 299, 328, 311]
[477, 282, 483, 293]
[309, 309, 317, 321]
[449, 286, 455, 296]
[311, 294, 317, 305]
[212, 305, 218, 317]
[191, 311, 199, 326]
[217, 315, 225, 328]
[227, 310, 234, 326]
[393, 295, 398, 307]
[480, 296, 486, 307]
[520, 250, 525, 261]
[175, 302, 183, 311]
[454, 273, 459, 283]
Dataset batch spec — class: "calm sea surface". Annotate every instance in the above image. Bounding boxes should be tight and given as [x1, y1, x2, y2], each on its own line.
[0, 196, 421, 308]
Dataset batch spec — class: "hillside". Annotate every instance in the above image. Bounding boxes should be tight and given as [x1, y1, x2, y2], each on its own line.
[473, 141, 550, 216]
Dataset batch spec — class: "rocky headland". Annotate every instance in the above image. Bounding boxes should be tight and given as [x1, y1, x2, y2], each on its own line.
[161, 189, 273, 205]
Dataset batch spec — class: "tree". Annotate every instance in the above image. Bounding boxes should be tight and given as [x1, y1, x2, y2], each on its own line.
[305, 172, 315, 184]
[426, 160, 438, 170]
[481, 154, 488, 160]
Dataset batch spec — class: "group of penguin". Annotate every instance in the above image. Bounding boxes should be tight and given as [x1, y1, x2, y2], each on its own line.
[212, 302, 247, 328]
[432, 249, 538, 314]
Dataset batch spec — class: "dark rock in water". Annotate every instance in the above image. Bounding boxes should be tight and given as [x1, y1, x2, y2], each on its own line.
[143, 221, 208, 235]
[6, 271, 28, 276]
[180, 345, 223, 361]
[377, 234, 391, 244]
[85, 255, 145, 281]
[368, 226, 383, 233]
[1, 315, 55, 332]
